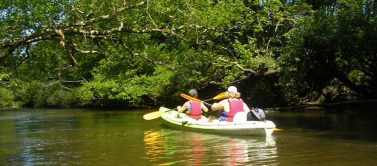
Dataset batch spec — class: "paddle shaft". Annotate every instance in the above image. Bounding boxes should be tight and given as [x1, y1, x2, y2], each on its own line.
[204, 92, 227, 102]
[180, 93, 212, 106]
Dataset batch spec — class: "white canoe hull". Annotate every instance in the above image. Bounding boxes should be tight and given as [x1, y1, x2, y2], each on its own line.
[160, 108, 276, 136]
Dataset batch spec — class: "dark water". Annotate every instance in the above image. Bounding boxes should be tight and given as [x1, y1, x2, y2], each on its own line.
[1, 108, 377, 165]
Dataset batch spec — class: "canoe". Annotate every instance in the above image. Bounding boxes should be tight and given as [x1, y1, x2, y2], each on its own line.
[159, 107, 276, 136]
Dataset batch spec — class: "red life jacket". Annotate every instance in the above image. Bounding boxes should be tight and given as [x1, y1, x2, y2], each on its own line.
[188, 101, 202, 120]
[221, 99, 243, 122]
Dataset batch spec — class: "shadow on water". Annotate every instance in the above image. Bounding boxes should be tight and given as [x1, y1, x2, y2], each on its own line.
[268, 109, 377, 142]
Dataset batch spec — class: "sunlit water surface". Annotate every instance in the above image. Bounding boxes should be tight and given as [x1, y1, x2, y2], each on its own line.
[1, 108, 377, 165]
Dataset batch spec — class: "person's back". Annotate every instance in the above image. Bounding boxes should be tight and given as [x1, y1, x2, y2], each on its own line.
[211, 86, 250, 122]
[221, 98, 243, 122]
[177, 89, 208, 120]
[186, 101, 203, 120]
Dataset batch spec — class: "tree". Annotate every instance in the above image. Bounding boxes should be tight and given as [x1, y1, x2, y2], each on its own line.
[280, 0, 377, 103]
[1, 0, 375, 108]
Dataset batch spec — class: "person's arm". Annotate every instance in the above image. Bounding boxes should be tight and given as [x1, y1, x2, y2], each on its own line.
[201, 103, 208, 112]
[177, 102, 189, 113]
[211, 100, 227, 111]
[243, 102, 250, 112]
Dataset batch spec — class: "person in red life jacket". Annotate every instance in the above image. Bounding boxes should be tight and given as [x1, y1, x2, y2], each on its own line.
[176, 89, 208, 120]
[211, 86, 250, 122]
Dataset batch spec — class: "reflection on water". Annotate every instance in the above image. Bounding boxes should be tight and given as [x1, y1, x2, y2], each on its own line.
[143, 130, 166, 162]
[189, 134, 205, 165]
[143, 129, 278, 165]
[2, 108, 377, 165]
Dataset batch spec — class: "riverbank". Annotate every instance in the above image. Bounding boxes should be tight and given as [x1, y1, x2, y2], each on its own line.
[2, 99, 376, 113]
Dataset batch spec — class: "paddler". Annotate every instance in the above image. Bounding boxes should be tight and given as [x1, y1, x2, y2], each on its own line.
[176, 89, 208, 120]
[211, 86, 251, 122]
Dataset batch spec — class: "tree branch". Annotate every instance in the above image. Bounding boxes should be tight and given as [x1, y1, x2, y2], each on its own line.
[72, 1, 146, 27]
[219, 57, 278, 75]
[146, 0, 158, 29]
[72, 43, 98, 54]
[0, 46, 18, 62]
[16, 44, 30, 67]
[0, 1, 147, 50]
[119, 39, 173, 70]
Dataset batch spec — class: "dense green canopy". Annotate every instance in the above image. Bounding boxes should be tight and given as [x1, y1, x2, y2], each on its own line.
[0, 0, 376, 108]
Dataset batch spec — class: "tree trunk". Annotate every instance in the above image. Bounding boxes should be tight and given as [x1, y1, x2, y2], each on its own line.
[332, 67, 370, 96]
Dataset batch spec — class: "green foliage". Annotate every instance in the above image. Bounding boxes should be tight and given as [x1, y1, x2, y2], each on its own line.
[78, 66, 174, 106]
[0, 87, 14, 107]
[278, 0, 377, 103]
[1, 0, 376, 108]
[12, 80, 44, 107]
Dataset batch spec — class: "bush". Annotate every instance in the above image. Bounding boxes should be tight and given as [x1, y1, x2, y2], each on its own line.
[46, 90, 80, 107]
[0, 88, 14, 107]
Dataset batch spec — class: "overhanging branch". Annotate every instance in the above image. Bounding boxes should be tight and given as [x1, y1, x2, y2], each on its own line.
[219, 57, 278, 76]
[119, 39, 173, 71]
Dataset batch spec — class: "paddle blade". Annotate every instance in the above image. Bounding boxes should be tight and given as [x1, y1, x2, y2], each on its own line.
[213, 92, 227, 100]
[159, 106, 171, 112]
[143, 107, 175, 120]
[180, 93, 203, 103]
[143, 111, 165, 120]
[273, 128, 283, 131]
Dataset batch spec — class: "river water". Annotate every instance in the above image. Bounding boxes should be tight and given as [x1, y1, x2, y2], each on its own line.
[1, 108, 377, 165]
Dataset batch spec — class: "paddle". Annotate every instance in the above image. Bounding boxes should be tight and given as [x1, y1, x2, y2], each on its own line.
[179, 93, 212, 106]
[143, 92, 218, 121]
[143, 107, 175, 120]
[204, 92, 227, 102]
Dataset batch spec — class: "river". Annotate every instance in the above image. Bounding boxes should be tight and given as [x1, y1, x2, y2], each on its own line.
[1, 108, 377, 165]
